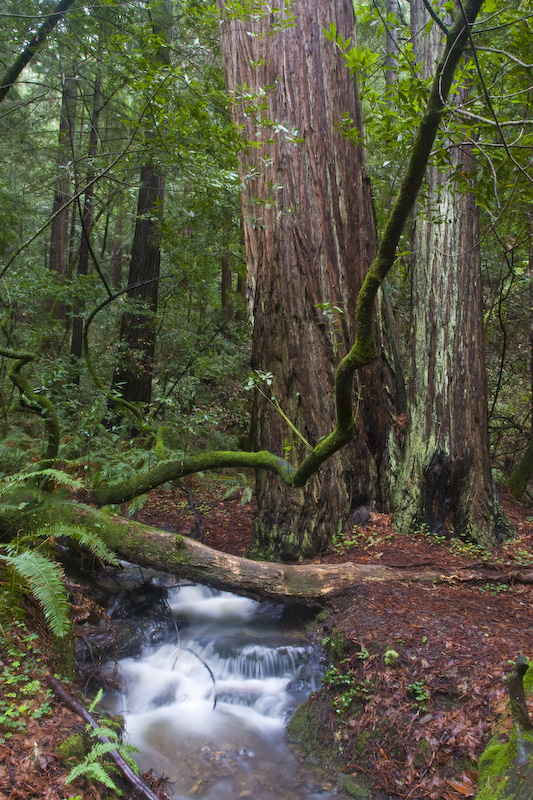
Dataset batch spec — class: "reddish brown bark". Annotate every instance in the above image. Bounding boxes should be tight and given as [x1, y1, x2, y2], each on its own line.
[395, 0, 511, 546]
[217, 0, 393, 559]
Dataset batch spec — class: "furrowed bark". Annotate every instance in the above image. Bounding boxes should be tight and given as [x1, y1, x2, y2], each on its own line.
[96, 0, 486, 529]
[394, 0, 511, 547]
[218, 0, 392, 559]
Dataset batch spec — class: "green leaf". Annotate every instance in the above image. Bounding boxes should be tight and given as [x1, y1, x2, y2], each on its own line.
[0, 550, 69, 637]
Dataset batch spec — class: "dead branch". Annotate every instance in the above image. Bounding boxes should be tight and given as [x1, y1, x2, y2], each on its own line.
[44, 672, 162, 800]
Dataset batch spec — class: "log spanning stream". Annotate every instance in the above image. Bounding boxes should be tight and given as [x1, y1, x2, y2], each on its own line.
[104, 582, 347, 800]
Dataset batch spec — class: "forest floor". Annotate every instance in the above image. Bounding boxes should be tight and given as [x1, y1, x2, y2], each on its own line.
[1, 476, 532, 800]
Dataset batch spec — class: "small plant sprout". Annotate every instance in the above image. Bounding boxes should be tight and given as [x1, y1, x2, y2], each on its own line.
[384, 648, 399, 667]
[407, 679, 430, 712]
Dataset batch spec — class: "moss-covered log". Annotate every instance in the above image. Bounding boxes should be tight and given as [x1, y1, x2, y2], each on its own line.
[6, 501, 532, 604]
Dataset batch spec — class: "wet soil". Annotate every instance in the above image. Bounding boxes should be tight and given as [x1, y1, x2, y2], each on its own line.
[1, 477, 532, 800]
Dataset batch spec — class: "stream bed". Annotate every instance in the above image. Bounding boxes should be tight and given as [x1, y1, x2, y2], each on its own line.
[103, 580, 347, 800]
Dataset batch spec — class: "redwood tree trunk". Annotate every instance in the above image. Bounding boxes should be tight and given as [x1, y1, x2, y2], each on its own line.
[112, 0, 172, 406]
[217, 0, 393, 559]
[71, 76, 101, 365]
[48, 74, 76, 321]
[112, 163, 164, 405]
[394, 0, 511, 547]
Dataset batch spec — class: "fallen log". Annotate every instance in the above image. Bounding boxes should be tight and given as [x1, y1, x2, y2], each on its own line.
[50, 503, 533, 604]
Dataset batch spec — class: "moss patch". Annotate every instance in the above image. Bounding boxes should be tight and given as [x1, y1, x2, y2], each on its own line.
[56, 732, 86, 760]
[338, 773, 370, 799]
[475, 662, 533, 799]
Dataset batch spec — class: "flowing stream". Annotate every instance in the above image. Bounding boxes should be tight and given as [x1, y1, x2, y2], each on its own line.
[104, 581, 347, 800]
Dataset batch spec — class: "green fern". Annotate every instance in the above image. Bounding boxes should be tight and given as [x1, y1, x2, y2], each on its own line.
[0, 467, 120, 638]
[65, 711, 139, 793]
[0, 550, 70, 637]
[0, 468, 83, 495]
[66, 752, 121, 791]
[33, 524, 120, 566]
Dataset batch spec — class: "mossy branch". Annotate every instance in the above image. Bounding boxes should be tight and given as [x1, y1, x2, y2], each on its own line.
[0, 309, 60, 460]
[95, 0, 484, 503]
[94, 449, 296, 506]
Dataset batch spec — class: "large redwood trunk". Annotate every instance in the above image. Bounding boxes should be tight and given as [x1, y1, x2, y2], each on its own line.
[394, 0, 511, 547]
[218, 0, 393, 559]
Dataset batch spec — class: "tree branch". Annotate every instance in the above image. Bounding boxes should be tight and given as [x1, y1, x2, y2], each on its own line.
[0, 0, 79, 104]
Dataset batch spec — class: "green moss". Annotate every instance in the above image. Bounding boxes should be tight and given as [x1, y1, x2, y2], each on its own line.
[56, 733, 86, 760]
[322, 628, 348, 661]
[338, 774, 370, 799]
[287, 702, 315, 750]
[475, 662, 533, 800]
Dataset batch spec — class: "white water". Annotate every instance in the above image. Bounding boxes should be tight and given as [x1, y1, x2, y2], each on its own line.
[105, 583, 345, 800]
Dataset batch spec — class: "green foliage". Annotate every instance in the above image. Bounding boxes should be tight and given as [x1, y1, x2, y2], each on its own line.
[407, 679, 430, 712]
[0, 629, 52, 743]
[0, 469, 118, 638]
[0, 549, 70, 638]
[65, 689, 139, 794]
[322, 657, 373, 715]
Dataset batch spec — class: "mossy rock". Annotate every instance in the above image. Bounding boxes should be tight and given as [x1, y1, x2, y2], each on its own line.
[476, 662, 533, 799]
[56, 732, 87, 760]
[288, 697, 371, 798]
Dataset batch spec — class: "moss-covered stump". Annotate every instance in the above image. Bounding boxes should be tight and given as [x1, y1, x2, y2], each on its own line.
[475, 660, 533, 799]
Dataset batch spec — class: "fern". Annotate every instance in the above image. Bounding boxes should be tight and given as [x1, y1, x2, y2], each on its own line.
[0, 466, 121, 638]
[67, 753, 121, 791]
[0, 550, 70, 637]
[35, 524, 120, 566]
[0, 468, 83, 495]
[65, 708, 140, 793]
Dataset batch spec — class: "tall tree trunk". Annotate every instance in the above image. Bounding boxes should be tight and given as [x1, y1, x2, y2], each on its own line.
[394, 0, 511, 547]
[111, 213, 124, 289]
[48, 74, 77, 321]
[112, 1, 172, 406]
[71, 76, 101, 367]
[220, 205, 233, 318]
[112, 164, 164, 405]
[217, 0, 393, 559]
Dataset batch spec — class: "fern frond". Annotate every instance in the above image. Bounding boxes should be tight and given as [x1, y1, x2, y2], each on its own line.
[66, 757, 119, 791]
[35, 524, 119, 566]
[0, 550, 69, 637]
[89, 726, 121, 741]
[88, 687, 104, 713]
[0, 468, 83, 496]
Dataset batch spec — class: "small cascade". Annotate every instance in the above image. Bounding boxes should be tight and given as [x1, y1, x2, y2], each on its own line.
[104, 583, 346, 800]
